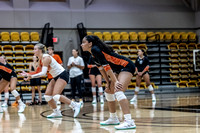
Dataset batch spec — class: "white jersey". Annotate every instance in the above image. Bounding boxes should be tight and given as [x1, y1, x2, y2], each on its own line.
[43, 54, 65, 78]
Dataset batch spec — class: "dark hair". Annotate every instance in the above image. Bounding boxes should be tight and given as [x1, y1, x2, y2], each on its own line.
[140, 49, 147, 57]
[85, 35, 113, 53]
[72, 49, 79, 55]
[47, 46, 54, 51]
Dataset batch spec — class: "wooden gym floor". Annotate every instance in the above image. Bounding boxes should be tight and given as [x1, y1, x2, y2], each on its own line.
[0, 93, 200, 133]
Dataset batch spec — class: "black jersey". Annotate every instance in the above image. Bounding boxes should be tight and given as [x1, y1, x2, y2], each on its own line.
[135, 56, 149, 72]
[91, 45, 135, 75]
[88, 56, 101, 76]
[5, 63, 17, 78]
[0, 62, 13, 81]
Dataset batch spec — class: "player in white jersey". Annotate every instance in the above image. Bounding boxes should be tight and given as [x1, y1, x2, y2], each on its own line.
[20, 43, 81, 118]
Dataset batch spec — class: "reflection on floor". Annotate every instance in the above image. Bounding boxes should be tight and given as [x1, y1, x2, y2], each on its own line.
[0, 93, 200, 133]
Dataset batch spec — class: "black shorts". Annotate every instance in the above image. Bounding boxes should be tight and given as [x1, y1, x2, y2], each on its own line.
[53, 70, 69, 83]
[113, 61, 135, 76]
[0, 70, 12, 82]
[30, 78, 41, 86]
[11, 71, 17, 78]
[136, 71, 149, 77]
[89, 67, 101, 76]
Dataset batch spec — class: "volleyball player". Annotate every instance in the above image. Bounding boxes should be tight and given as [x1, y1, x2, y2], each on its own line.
[0, 56, 26, 113]
[47, 46, 63, 105]
[88, 56, 104, 104]
[130, 49, 156, 102]
[20, 43, 81, 118]
[81, 35, 136, 130]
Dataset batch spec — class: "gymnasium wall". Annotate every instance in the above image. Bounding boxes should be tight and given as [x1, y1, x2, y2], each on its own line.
[0, 0, 196, 67]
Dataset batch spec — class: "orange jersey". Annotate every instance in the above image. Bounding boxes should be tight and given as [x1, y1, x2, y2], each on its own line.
[47, 54, 62, 79]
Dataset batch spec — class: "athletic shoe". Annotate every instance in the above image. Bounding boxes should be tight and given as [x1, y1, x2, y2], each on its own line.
[100, 98, 104, 104]
[1, 102, 8, 107]
[115, 120, 136, 130]
[100, 117, 120, 126]
[12, 101, 18, 107]
[130, 97, 137, 102]
[47, 111, 62, 118]
[79, 100, 84, 108]
[92, 99, 97, 104]
[56, 101, 61, 105]
[73, 102, 81, 118]
[18, 103, 26, 113]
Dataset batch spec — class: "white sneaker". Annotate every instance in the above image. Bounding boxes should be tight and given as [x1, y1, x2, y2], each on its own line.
[47, 111, 62, 118]
[115, 120, 136, 130]
[56, 101, 61, 105]
[2, 102, 8, 107]
[73, 102, 81, 118]
[100, 117, 120, 126]
[130, 97, 137, 102]
[92, 99, 97, 104]
[100, 98, 104, 104]
[79, 100, 84, 108]
[18, 103, 26, 113]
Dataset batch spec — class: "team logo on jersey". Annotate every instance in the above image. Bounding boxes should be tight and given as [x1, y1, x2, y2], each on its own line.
[139, 59, 143, 65]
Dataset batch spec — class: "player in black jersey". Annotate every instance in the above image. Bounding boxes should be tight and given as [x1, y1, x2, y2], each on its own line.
[0, 56, 26, 113]
[130, 49, 156, 102]
[88, 56, 104, 104]
[81, 35, 136, 130]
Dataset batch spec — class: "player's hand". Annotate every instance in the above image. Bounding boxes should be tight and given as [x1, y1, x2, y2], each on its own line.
[71, 62, 75, 66]
[24, 75, 31, 81]
[138, 72, 142, 77]
[19, 71, 28, 77]
[114, 81, 123, 92]
[105, 81, 111, 93]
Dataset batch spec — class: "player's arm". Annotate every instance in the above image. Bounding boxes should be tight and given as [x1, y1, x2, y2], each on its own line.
[22, 57, 50, 80]
[92, 47, 122, 91]
[141, 57, 149, 75]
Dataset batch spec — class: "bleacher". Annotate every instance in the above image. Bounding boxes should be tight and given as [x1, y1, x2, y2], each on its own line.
[0, 31, 48, 93]
[86, 31, 200, 91]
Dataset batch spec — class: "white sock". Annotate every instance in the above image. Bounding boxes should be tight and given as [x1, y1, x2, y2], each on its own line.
[4, 100, 8, 103]
[133, 95, 137, 99]
[93, 95, 96, 100]
[152, 94, 155, 99]
[100, 95, 103, 99]
[110, 112, 117, 118]
[124, 114, 132, 121]
[18, 99, 23, 105]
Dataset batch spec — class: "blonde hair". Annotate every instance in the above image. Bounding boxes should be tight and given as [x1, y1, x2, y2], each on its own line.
[35, 43, 46, 53]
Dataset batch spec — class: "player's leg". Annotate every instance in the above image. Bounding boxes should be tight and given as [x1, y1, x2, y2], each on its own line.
[114, 71, 136, 130]
[130, 75, 142, 102]
[96, 75, 104, 104]
[143, 73, 156, 102]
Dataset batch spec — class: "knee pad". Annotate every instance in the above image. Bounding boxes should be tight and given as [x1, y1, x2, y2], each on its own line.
[115, 91, 127, 102]
[135, 87, 140, 92]
[98, 87, 103, 93]
[91, 87, 96, 93]
[148, 85, 154, 91]
[44, 95, 53, 102]
[5, 92, 9, 99]
[105, 92, 115, 101]
[53, 94, 61, 102]
[11, 90, 19, 97]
